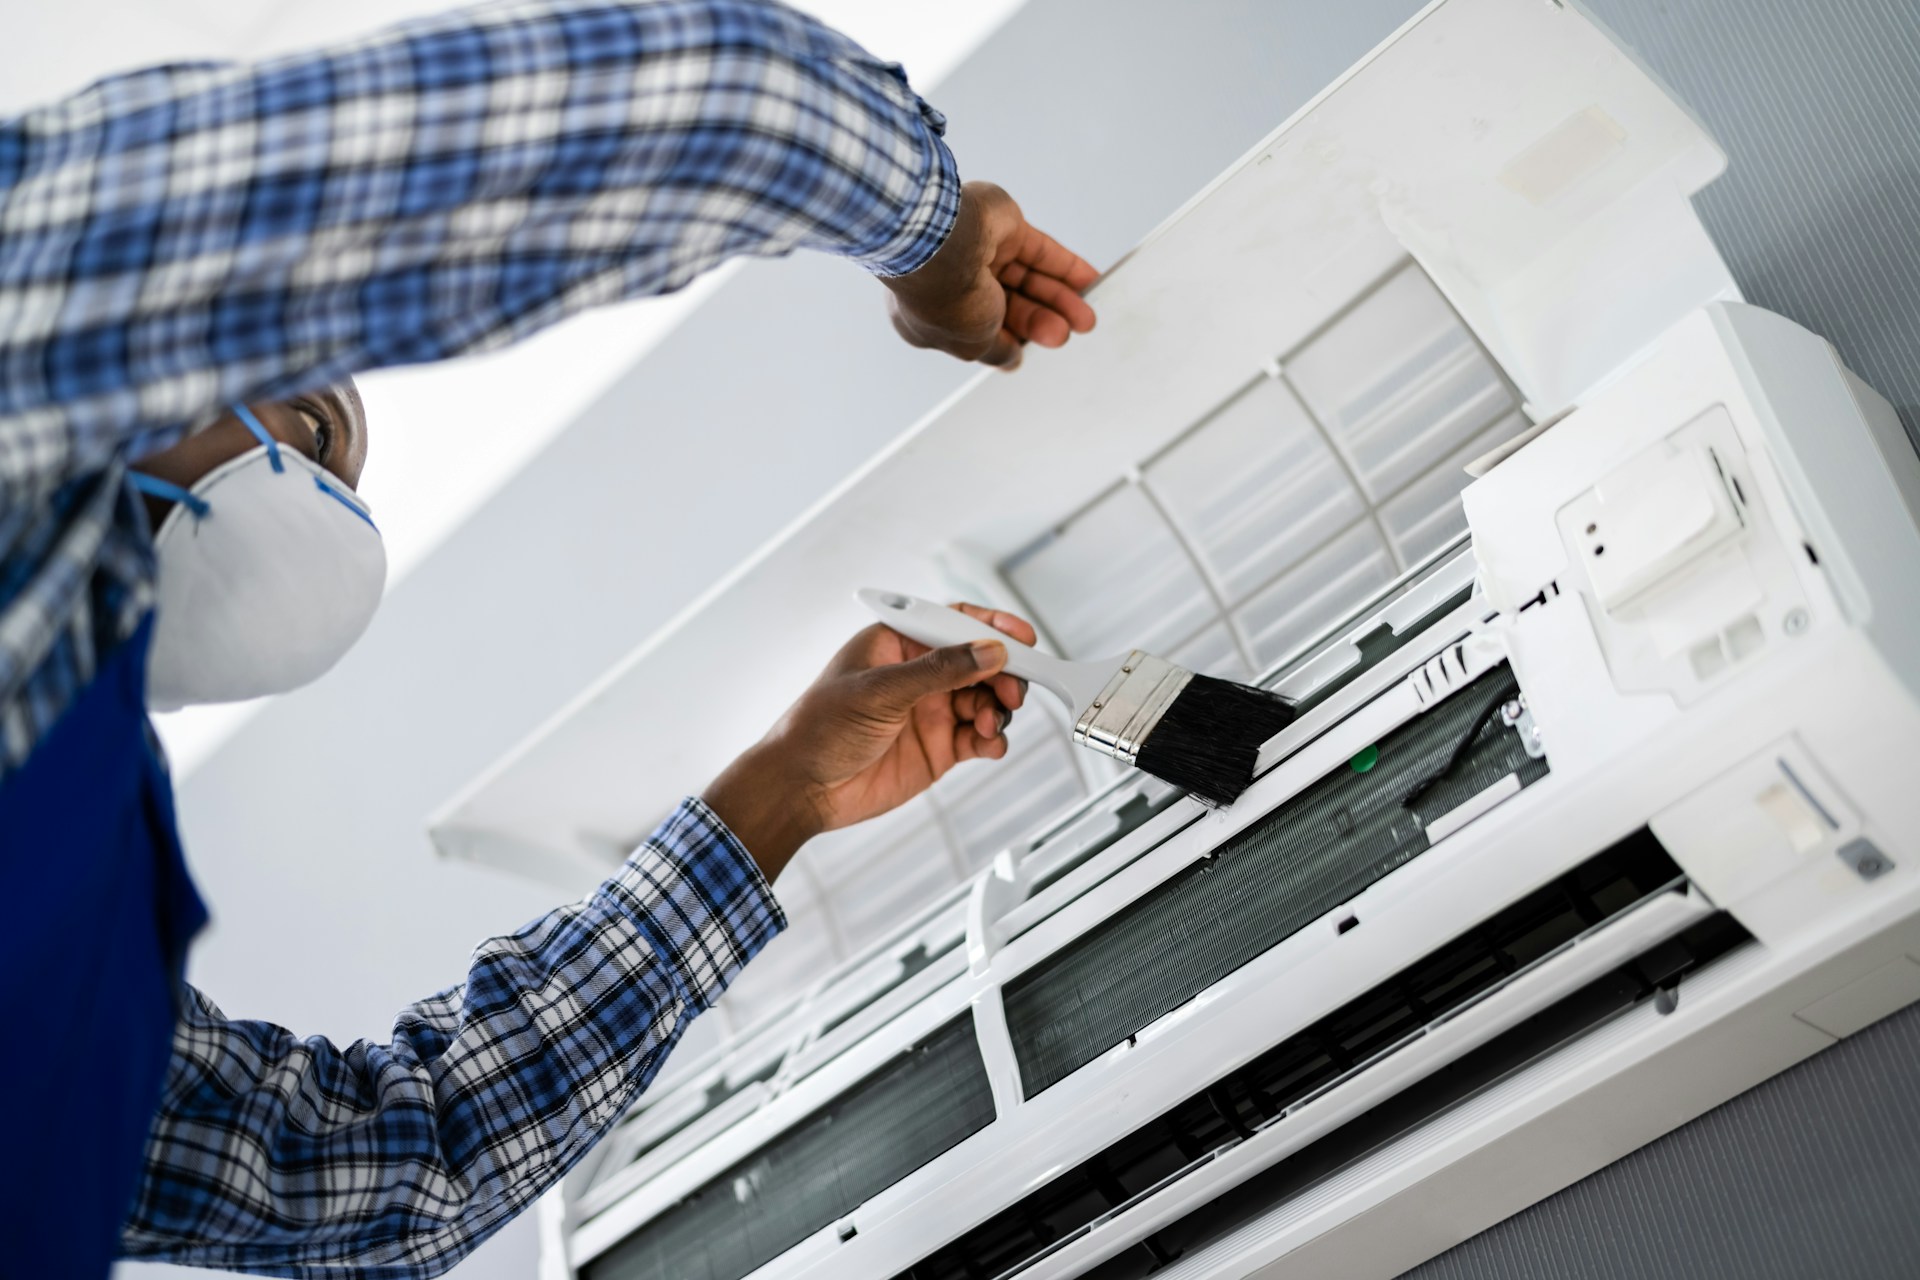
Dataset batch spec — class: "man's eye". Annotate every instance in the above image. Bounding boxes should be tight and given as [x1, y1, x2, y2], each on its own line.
[297, 407, 332, 464]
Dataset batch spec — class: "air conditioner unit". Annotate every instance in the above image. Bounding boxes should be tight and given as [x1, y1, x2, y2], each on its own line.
[431, 1, 1920, 1277]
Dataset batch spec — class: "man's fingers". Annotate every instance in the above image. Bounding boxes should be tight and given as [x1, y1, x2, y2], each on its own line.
[945, 673, 1016, 736]
[997, 260, 1096, 338]
[952, 603, 1038, 647]
[863, 640, 1007, 715]
[1004, 293, 1069, 348]
[1014, 271, 1097, 334]
[1015, 226, 1100, 291]
[970, 691, 1013, 739]
[936, 664, 1012, 739]
[952, 685, 990, 725]
[868, 603, 1032, 737]
[885, 183, 1095, 373]
[953, 722, 1010, 764]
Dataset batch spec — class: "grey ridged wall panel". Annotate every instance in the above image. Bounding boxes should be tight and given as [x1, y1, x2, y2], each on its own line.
[1408, 0, 1920, 1275]
[1586, 0, 1920, 452]
[1406, 1003, 1920, 1279]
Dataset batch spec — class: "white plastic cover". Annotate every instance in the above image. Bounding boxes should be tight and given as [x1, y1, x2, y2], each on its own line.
[431, 0, 1738, 958]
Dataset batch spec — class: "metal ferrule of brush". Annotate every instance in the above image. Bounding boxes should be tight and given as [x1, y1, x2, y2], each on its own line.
[1073, 651, 1194, 765]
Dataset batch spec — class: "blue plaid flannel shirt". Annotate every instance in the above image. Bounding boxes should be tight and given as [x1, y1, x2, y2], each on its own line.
[0, 0, 962, 1271]
[0, 0, 958, 778]
[126, 799, 786, 1275]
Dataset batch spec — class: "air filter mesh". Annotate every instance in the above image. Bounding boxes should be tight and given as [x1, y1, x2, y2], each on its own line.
[1005, 664, 1544, 1096]
[583, 1015, 994, 1280]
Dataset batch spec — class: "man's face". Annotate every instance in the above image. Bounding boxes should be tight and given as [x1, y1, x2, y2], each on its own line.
[133, 382, 369, 521]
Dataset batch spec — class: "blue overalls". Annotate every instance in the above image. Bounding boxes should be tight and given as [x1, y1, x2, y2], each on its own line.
[0, 616, 207, 1278]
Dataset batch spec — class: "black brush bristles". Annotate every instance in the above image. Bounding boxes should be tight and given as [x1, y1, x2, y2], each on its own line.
[1134, 674, 1297, 807]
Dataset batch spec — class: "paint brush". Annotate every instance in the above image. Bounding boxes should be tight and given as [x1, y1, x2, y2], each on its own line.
[859, 589, 1296, 807]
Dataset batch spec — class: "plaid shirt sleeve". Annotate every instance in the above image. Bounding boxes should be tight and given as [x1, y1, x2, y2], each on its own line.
[0, 0, 960, 509]
[120, 797, 786, 1277]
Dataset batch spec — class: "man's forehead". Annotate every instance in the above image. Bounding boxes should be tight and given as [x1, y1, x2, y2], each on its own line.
[335, 379, 366, 434]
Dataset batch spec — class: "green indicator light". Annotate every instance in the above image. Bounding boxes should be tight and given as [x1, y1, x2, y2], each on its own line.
[1350, 745, 1379, 773]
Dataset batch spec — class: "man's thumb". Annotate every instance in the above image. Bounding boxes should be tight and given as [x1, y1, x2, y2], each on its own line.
[868, 640, 1007, 712]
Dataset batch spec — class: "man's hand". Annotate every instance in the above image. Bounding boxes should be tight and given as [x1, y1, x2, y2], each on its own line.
[702, 604, 1037, 878]
[883, 182, 1098, 371]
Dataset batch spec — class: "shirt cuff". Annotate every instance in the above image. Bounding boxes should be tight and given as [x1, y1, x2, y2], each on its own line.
[850, 83, 962, 278]
[607, 797, 786, 1014]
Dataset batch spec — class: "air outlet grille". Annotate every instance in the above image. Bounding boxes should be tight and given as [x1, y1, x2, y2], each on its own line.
[584, 1016, 994, 1280]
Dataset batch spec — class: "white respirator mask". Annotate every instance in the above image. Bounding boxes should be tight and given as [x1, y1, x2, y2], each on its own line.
[128, 404, 387, 712]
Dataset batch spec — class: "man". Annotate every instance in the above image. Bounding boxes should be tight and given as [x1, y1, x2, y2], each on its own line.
[0, 0, 1097, 1274]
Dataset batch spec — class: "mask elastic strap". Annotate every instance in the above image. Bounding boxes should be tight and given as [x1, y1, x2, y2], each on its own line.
[314, 475, 379, 532]
[232, 402, 284, 473]
[126, 471, 212, 520]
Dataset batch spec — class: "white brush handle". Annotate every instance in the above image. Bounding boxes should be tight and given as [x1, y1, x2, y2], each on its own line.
[856, 588, 1112, 715]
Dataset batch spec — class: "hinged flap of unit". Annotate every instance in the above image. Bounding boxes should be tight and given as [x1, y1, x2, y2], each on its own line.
[1300, 0, 1737, 414]
[431, 0, 1739, 885]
